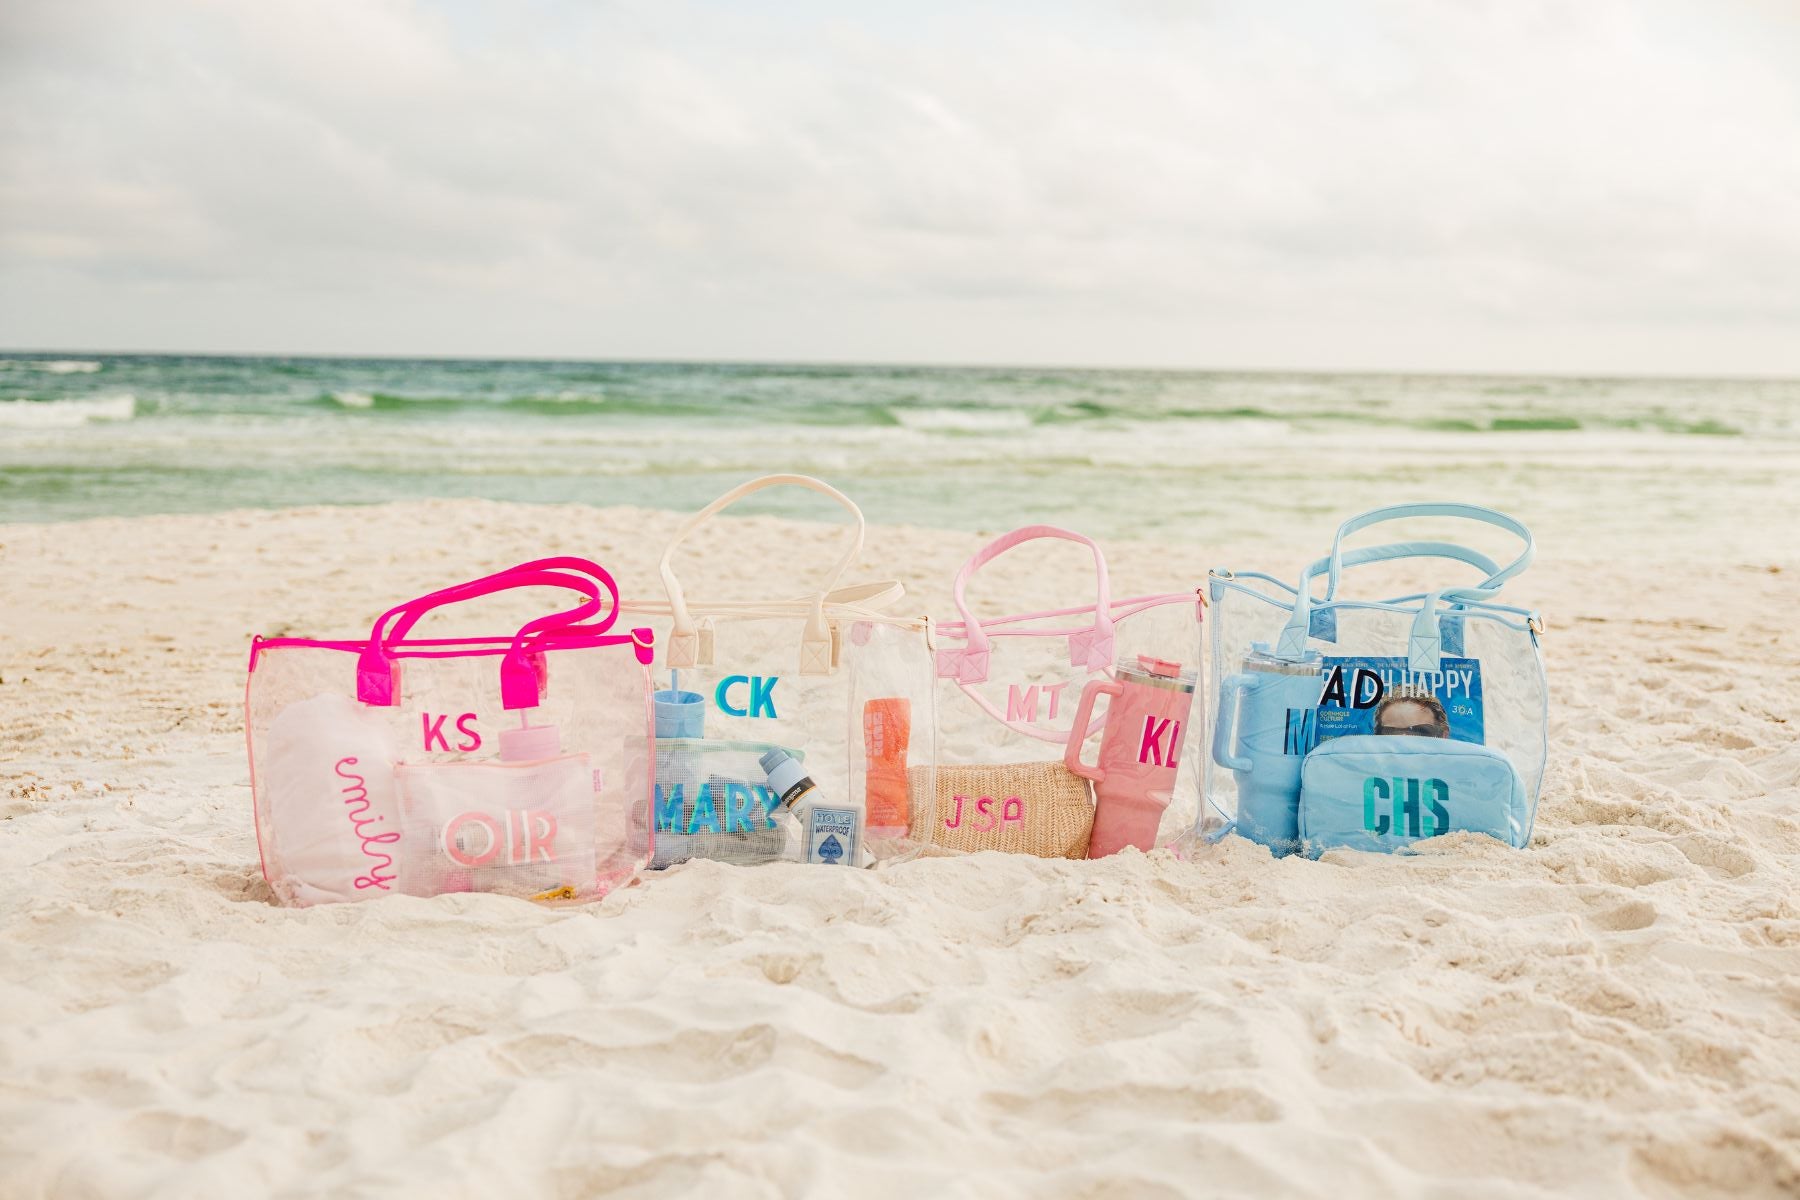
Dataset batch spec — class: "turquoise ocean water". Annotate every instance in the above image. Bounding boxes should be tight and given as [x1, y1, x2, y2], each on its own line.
[3, 354, 1796, 554]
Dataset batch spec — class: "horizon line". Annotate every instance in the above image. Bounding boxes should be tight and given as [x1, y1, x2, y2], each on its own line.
[3, 347, 1797, 386]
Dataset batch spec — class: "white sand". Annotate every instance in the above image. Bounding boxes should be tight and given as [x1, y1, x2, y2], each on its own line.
[2, 500, 1796, 1198]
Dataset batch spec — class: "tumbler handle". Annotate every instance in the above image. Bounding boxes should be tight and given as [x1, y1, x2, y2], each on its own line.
[1063, 678, 1121, 783]
[1210, 673, 1253, 773]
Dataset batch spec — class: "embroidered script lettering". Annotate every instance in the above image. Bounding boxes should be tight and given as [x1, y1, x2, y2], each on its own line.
[334, 756, 398, 890]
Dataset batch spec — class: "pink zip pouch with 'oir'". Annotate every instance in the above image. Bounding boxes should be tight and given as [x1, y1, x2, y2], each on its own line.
[396, 752, 597, 898]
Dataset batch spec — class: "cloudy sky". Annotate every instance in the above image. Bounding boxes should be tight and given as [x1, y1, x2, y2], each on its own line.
[2, 0, 1797, 373]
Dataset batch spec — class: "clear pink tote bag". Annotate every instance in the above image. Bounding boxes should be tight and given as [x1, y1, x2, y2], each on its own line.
[245, 558, 655, 905]
[926, 526, 1205, 858]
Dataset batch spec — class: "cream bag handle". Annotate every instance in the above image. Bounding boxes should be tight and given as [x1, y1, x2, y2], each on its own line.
[660, 474, 867, 674]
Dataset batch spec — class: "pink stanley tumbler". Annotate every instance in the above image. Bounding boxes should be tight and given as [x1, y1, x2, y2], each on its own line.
[1065, 655, 1198, 857]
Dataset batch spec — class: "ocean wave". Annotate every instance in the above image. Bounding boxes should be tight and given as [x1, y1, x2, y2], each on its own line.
[0, 394, 136, 428]
[888, 406, 1036, 433]
[1490, 415, 1583, 432]
[0, 359, 104, 375]
[320, 390, 615, 414]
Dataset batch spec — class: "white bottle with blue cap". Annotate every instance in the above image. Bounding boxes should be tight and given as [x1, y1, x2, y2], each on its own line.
[760, 747, 817, 811]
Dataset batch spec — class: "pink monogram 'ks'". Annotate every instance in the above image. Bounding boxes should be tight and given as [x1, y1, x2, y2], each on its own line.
[422, 711, 482, 753]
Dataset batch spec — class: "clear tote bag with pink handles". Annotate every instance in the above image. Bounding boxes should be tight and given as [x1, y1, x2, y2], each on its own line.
[621, 475, 938, 867]
[927, 526, 1206, 859]
[245, 558, 656, 906]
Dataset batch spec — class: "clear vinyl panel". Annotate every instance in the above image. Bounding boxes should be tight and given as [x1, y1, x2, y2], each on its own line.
[627, 610, 939, 866]
[1202, 574, 1547, 855]
[247, 641, 653, 904]
[932, 595, 1206, 858]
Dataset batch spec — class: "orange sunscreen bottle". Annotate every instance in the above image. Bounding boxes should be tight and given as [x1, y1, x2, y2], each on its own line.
[863, 698, 911, 835]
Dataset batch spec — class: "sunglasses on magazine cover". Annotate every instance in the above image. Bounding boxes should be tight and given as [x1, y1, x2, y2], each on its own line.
[1376, 721, 1445, 737]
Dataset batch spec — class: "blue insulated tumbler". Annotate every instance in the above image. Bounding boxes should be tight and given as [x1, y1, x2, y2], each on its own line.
[1211, 646, 1322, 856]
[653, 689, 705, 740]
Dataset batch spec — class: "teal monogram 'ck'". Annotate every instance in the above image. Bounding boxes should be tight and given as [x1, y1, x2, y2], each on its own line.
[716, 675, 779, 719]
[1362, 776, 1451, 838]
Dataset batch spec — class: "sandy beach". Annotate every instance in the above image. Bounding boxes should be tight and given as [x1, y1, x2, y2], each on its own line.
[1, 499, 1795, 1198]
[8, 0, 1800, 1192]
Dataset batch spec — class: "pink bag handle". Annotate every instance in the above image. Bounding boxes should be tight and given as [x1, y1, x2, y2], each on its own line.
[382, 557, 621, 644]
[940, 525, 1116, 685]
[358, 558, 626, 709]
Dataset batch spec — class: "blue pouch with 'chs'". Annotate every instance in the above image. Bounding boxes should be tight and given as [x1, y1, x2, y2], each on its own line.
[1297, 735, 1528, 855]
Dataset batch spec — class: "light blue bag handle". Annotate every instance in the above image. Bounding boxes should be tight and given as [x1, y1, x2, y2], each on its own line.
[1275, 540, 1505, 658]
[1325, 503, 1533, 600]
[1260, 541, 1499, 758]
[1275, 516, 1527, 669]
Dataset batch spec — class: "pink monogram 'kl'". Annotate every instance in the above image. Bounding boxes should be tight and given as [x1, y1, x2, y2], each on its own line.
[1066, 656, 1199, 857]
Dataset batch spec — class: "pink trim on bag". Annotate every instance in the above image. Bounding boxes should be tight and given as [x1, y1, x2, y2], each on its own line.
[941, 596, 1201, 746]
[933, 527, 1203, 746]
[939, 527, 1116, 684]
[243, 668, 270, 886]
[932, 592, 1198, 638]
[249, 632, 645, 671]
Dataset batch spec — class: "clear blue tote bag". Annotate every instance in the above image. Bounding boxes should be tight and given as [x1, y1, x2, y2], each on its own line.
[1199, 503, 1547, 857]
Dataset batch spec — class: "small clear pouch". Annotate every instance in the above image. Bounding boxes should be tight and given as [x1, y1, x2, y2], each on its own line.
[395, 753, 598, 898]
[1297, 735, 1529, 854]
[648, 739, 804, 868]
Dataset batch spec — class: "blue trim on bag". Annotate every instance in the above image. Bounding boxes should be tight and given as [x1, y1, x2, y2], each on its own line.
[1208, 572, 1540, 635]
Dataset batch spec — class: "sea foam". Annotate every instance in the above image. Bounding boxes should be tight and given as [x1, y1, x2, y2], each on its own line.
[0, 394, 136, 428]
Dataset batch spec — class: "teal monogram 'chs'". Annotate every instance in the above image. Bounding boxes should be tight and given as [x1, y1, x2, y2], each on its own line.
[1363, 776, 1451, 837]
[1296, 734, 1531, 854]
